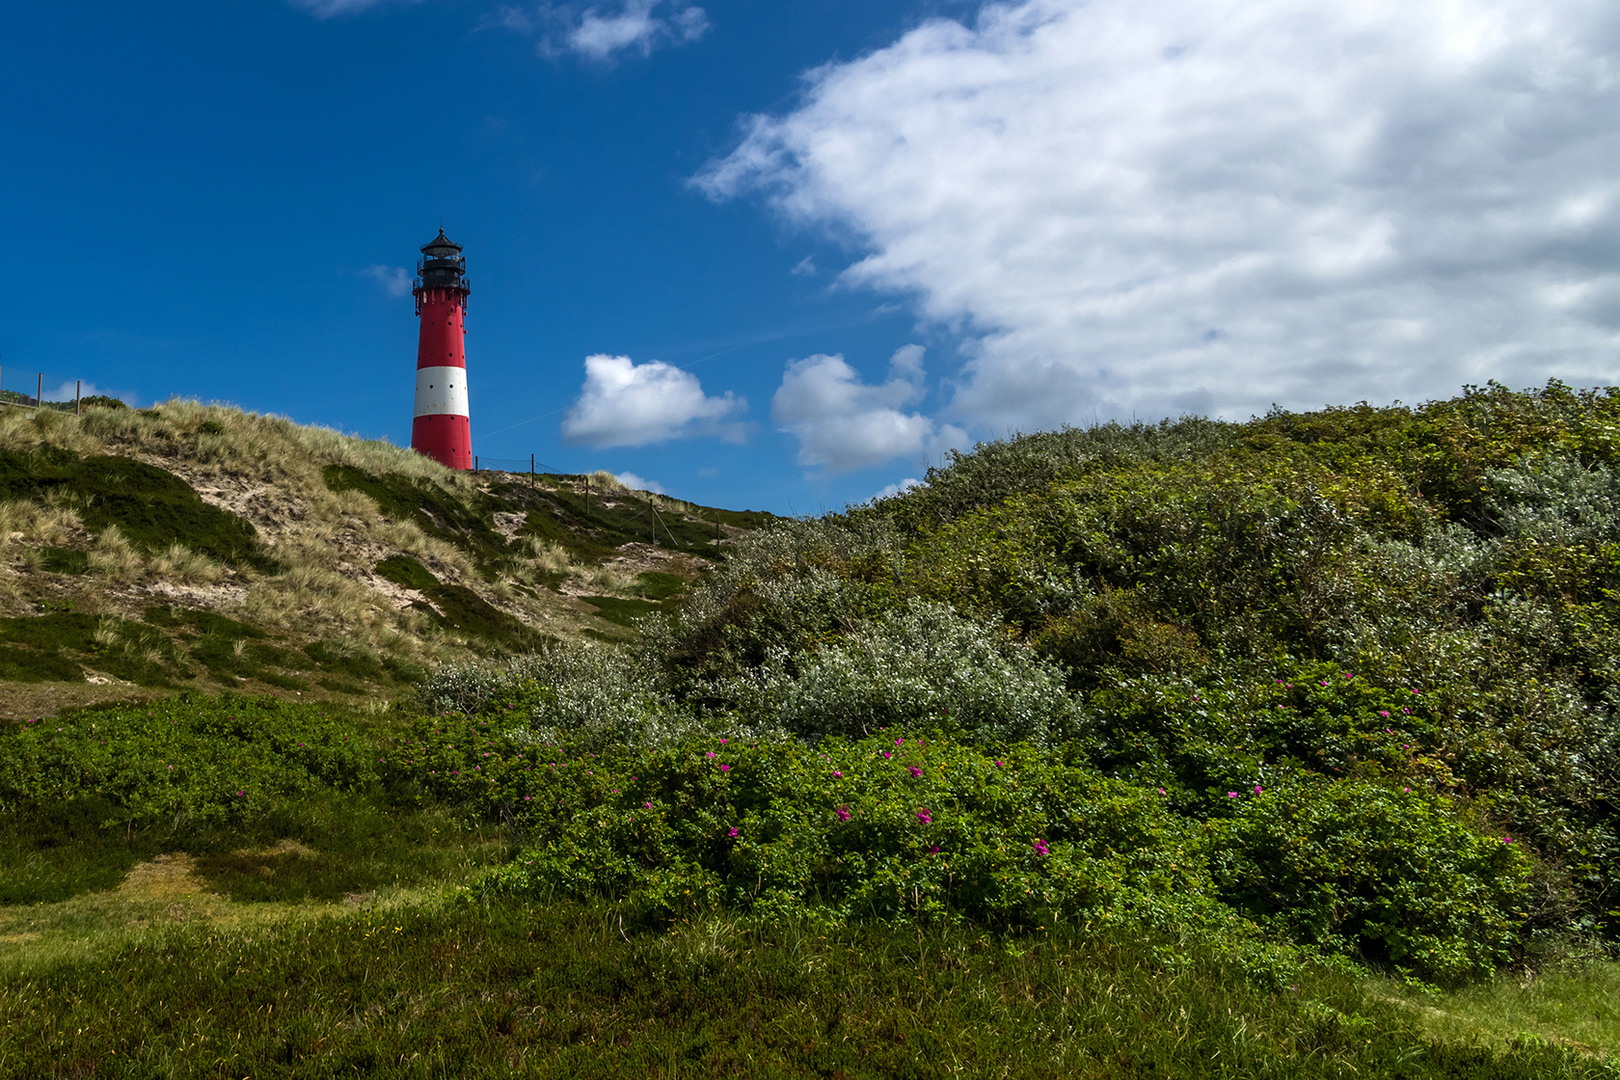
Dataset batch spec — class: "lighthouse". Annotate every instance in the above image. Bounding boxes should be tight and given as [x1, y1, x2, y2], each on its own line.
[411, 229, 473, 470]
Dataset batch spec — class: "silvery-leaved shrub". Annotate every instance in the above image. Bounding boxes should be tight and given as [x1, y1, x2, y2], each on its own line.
[1485, 453, 1620, 545]
[419, 656, 529, 716]
[707, 599, 1084, 746]
[425, 644, 767, 754]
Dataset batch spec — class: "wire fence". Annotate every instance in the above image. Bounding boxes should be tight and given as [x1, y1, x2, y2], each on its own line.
[468, 454, 727, 548]
[470, 455, 565, 478]
[0, 367, 87, 414]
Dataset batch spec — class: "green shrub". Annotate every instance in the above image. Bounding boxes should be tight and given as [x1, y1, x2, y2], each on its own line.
[1206, 779, 1534, 984]
[0, 693, 378, 831]
[476, 729, 1211, 933]
[649, 382, 1620, 947]
[421, 644, 706, 755]
[664, 514, 907, 684]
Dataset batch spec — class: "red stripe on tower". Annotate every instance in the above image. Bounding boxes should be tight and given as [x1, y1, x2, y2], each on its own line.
[410, 229, 473, 470]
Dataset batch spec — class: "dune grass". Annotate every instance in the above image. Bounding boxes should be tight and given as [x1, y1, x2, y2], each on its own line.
[1382, 962, 1620, 1061]
[0, 398, 757, 709]
[1, 897, 1612, 1079]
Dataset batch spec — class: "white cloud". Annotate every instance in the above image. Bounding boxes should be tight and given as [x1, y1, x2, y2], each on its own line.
[41, 381, 119, 405]
[613, 471, 666, 494]
[570, 0, 707, 59]
[791, 256, 818, 276]
[561, 354, 747, 447]
[773, 345, 967, 473]
[493, 1, 707, 60]
[364, 265, 413, 299]
[698, 0, 1620, 431]
[871, 477, 922, 502]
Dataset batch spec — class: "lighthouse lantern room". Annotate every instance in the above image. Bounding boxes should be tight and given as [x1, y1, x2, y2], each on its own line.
[411, 229, 473, 470]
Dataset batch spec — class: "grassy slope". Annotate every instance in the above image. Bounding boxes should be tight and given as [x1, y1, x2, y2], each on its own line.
[4, 387, 1619, 1076]
[5, 898, 1614, 1079]
[1, 690, 1613, 1077]
[0, 400, 762, 715]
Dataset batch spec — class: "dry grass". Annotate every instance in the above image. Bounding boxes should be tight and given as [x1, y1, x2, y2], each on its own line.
[575, 564, 634, 595]
[86, 525, 141, 583]
[521, 537, 576, 577]
[0, 500, 84, 548]
[0, 399, 631, 694]
[147, 543, 224, 586]
[588, 469, 629, 494]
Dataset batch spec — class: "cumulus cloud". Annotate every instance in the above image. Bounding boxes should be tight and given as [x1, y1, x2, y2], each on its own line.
[613, 471, 666, 493]
[773, 345, 968, 473]
[41, 381, 120, 405]
[698, 0, 1620, 431]
[562, 354, 747, 447]
[364, 265, 413, 299]
[871, 477, 922, 502]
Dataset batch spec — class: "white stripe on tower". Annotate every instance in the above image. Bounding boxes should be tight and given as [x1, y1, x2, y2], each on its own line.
[413, 366, 470, 417]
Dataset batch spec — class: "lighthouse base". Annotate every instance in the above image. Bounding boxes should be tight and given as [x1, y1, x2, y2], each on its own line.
[411, 413, 472, 470]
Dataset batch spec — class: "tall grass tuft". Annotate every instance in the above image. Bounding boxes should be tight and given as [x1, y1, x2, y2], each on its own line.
[86, 524, 141, 583]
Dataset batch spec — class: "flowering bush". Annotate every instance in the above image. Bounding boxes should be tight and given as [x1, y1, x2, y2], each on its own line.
[475, 730, 1204, 931]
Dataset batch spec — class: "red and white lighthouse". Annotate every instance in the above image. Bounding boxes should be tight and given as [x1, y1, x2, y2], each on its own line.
[411, 229, 473, 470]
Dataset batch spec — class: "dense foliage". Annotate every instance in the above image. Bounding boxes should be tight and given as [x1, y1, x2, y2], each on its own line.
[429, 383, 1620, 983]
[0, 694, 509, 905]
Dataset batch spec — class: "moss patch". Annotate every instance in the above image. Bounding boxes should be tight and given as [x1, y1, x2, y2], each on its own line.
[39, 547, 88, 575]
[422, 584, 545, 650]
[144, 606, 266, 640]
[323, 465, 510, 570]
[0, 613, 179, 686]
[515, 480, 776, 565]
[374, 555, 439, 591]
[0, 449, 275, 570]
[143, 605, 283, 686]
[635, 571, 686, 600]
[580, 595, 664, 627]
[303, 641, 386, 682]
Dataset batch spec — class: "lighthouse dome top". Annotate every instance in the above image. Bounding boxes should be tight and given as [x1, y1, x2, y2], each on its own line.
[421, 229, 463, 257]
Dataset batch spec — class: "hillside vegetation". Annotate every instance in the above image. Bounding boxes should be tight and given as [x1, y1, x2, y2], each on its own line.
[4, 383, 1620, 1077]
[0, 398, 766, 714]
[422, 381, 1620, 984]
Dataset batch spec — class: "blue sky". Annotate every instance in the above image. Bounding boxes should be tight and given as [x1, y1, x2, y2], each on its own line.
[4, 1, 1619, 514]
